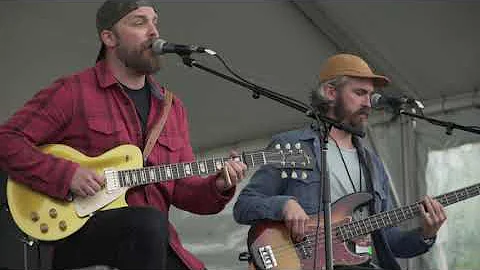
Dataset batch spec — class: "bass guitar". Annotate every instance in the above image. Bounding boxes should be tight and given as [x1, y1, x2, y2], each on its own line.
[248, 184, 480, 269]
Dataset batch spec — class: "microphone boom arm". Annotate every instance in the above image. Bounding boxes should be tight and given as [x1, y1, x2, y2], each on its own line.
[180, 55, 365, 137]
[400, 110, 480, 136]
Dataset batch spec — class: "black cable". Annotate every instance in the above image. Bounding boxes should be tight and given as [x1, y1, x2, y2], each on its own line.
[213, 53, 312, 110]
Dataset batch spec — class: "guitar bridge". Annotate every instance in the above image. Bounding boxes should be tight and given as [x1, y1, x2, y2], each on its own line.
[258, 245, 278, 269]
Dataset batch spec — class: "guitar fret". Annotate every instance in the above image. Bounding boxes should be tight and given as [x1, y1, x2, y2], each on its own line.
[214, 158, 223, 171]
[137, 169, 142, 184]
[174, 164, 180, 179]
[126, 171, 132, 186]
[386, 212, 393, 225]
[262, 152, 267, 165]
[250, 154, 255, 167]
[204, 160, 211, 174]
[197, 161, 205, 174]
[153, 167, 160, 182]
[127, 170, 133, 185]
[165, 165, 172, 179]
[141, 169, 147, 184]
[131, 170, 136, 185]
[148, 168, 155, 182]
[118, 171, 124, 187]
[360, 220, 368, 234]
[184, 163, 192, 176]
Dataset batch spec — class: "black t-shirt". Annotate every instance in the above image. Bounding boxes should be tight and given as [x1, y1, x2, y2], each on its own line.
[121, 82, 151, 136]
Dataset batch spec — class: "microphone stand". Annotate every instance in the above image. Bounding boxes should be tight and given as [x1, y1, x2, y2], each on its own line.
[398, 109, 480, 136]
[181, 54, 364, 270]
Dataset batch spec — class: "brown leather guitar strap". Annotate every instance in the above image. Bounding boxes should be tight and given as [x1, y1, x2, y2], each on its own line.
[143, 90, 174, 162]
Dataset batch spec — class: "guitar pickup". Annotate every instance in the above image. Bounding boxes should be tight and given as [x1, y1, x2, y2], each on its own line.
[258, 245, 278, 269]
[104, 168, 120, 192]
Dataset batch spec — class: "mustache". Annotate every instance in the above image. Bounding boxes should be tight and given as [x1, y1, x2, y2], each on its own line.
[142, 39, 157, 51]
[354, 107, 371, 116]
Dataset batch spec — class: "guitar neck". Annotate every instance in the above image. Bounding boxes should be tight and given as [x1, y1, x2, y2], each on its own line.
[338, 182, 480, 241]
[115, 151, 272, 188]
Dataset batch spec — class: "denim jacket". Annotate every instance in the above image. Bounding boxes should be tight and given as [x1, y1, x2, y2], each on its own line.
[233, 127, 434, 270]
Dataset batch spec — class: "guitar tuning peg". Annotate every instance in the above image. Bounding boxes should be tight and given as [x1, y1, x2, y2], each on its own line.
[301, 171, 308, 179]
[281, 171, 288, 179]
[285, 143, 291, 150]
[295, 143, 301, 150]
[291, 171, 298, 179]
[275, 144, 281, 150]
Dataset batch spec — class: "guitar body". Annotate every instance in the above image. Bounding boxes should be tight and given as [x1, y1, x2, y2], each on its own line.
[248, 193, 373, 270]
[7, 144, 143, 241]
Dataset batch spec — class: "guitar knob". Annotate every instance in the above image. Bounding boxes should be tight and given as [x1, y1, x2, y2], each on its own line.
[49, 208, 58, 219]
[59, 220, 68, 231]
[301, 172, 308, 179]
[30, 212, 40, 222]
[295, 143, 301, 149]
[40, 223, 49, 234]
[291, 171, 298, 179]
[281, 171, 288, 179]
[285, 143, 291, 150]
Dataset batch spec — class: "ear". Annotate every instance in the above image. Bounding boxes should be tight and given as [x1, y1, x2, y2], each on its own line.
[99, 29, 117, 49]
[324, 84, 337, 102]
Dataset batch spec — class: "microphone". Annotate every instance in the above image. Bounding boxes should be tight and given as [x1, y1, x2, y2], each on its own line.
[370, 92, 424, 110]
[151, 39, 216, 55]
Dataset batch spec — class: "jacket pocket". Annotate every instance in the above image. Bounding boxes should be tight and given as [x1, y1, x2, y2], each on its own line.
[156, 135, 185, 151]
[154, 134, 186, 164]
[86, 117, 126, 152]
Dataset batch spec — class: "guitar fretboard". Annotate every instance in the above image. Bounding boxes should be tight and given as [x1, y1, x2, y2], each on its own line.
[337, 182, 480, 241]
[115, 151, 282, 188]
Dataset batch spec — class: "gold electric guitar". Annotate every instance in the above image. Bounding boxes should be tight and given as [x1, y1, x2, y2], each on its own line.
[7, 143, 313, 241]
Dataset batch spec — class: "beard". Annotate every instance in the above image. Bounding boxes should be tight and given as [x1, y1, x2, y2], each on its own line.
[333, 95, 371, 130]
[115, 38, 163, 75]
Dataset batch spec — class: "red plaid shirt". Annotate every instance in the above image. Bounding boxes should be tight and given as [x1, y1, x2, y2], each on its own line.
[0, 60, 234, 270]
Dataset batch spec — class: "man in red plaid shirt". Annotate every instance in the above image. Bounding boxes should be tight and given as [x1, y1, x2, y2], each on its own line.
[0, 1, 247, 269]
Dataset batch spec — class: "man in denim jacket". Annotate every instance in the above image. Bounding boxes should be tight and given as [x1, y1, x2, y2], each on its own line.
[233, 54, 446, 270]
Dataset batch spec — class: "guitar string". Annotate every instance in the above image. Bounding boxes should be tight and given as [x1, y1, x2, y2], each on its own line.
[262, 202, 426, 259]
[260, 187, 476, 261]
[117, 152, 301, 185]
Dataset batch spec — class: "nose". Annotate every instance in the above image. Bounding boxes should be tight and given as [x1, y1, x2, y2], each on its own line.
[147, 22, 160, 39]
[364, 94, 372, 108]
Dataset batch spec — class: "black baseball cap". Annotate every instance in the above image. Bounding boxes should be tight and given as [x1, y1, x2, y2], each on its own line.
[95, 0, 157, 62]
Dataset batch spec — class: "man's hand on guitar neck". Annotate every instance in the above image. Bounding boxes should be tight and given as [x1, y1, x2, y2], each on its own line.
[419, 196, 447, 239]
[282, 199, 310, 242]
[215, 151, 248, 192]
[70, 167, 105, 197]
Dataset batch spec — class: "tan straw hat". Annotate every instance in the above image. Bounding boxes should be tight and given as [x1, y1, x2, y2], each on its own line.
[319, 54, 390, 87]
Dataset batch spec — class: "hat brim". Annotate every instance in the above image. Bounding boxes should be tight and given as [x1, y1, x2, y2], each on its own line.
[339, 72, 391, 87]
[361, 74, 391, 87]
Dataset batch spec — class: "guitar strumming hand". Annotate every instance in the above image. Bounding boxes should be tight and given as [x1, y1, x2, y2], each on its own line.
[70, 167, 105, 197]
[282, 199, 310, 242]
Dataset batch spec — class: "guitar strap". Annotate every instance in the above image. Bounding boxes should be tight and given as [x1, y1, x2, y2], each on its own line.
[354, 137, 401, 270]
[353, 137, 375, 213]
[143, 89, 174, 162]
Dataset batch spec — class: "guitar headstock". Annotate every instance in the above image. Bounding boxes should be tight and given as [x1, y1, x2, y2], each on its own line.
[261, 142, 314, 179]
